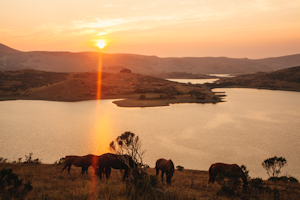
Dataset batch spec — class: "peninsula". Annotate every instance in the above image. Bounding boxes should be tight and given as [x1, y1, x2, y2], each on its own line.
[0, 69, 222, 107]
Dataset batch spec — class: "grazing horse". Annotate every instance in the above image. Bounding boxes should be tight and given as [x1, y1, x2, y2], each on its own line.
[61, 154, 99, 174]
[61, 155, 85, 174]
[155, 158, 175, 185]
[208, 163, 248, 188]
[96, 153, 136, 181]
[82, 154, 99, 174]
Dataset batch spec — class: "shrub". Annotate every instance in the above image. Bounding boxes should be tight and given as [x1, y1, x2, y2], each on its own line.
[139, 94, 146, 100]
[249, 178, 264, 198]
[24, 153, 41, 164]
[0, 168, 33, 199]
[215, 168, 243, 197]
[176, 165, 184, 171]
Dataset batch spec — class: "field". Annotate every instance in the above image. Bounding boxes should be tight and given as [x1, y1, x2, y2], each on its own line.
[1, 162, 300, 200]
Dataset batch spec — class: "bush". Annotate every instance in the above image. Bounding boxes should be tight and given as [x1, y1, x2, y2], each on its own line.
[249, 178, 264, 198]
[176, 165, 184, 171]
[24, 153, 41, 164]
[0, 168, 33, 199]
[215, 168, 243, 197]
[139, 94, 146, 100]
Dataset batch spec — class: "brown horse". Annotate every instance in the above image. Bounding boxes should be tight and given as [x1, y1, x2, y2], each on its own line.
[155, 158, 175, 185]
[96, 153, 137, 181]
[61, 154, 99, 174]
[208, 163, 248, 187]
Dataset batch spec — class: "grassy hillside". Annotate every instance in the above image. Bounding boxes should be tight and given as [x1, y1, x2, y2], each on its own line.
[207, 66, 300, 91]
[1, 162, 299, 200]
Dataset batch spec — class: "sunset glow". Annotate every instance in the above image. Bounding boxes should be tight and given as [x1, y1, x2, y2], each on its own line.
[1, 1, 300, 58]
[97, 52, 102, 100]
[96, 40, 106, 49]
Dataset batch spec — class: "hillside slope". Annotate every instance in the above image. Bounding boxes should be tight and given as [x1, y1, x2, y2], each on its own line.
[207, 66, 300, 91]
[1, 43, 300, 76]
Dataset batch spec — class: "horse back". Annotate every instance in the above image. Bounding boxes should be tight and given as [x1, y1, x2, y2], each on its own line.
[156, 158, 174, 173]
[83, 154, 98, 169]
[210, 163, 241, 176]
[97, 153, 128, 170]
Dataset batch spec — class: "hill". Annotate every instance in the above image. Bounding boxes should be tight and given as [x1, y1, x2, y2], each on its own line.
[206, 66, 300, 91]
[0, 69, 222, 107]
[1, 162, 299, 200]
[1, 43, 300, 77]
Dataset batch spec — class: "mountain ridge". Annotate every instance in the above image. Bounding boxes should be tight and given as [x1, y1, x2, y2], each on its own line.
[1, 43, 300, 76]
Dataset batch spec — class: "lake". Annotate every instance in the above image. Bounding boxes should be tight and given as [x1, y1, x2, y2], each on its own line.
[0, 83, 300, 180]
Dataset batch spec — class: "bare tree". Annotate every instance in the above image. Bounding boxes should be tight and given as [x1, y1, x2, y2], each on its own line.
[109, 131, 146, 168]
[262, 156, 287, 189]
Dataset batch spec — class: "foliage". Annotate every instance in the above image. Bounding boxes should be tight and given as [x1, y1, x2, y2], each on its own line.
[126, 168, 161, 199]
[262, 156, 287, 188]
[176, 165, 184, 171]
[0, 157, 7, 163]
[0, 168, 33, 199]
[159, 94, 164, 99]
[268, 175, 299, 183]
[215, 168, 244, 197]
[109, 132, 167, 199]
[249, 178, 264, 198]
[24, 153, 41, 164]
[139, 94, 146, 100]
[109, 131, 145, 167]
[240, 164, 250, 179]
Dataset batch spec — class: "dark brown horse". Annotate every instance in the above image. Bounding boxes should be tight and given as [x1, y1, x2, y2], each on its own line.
[155, 158, 175, 185]
[96, 153, 136, 181]
[208, 163, 248, 187]
[61, 154, 99, 174]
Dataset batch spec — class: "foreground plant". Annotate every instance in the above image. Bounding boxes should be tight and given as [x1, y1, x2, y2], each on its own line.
[0, 168, 33, 199]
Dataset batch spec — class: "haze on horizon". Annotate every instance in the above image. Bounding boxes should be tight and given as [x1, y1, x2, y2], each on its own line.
[1, 0, 300, 59]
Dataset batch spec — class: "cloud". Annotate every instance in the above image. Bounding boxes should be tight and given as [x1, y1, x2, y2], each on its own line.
[1, 0, 298, 44]
[104, 4, 122, 8]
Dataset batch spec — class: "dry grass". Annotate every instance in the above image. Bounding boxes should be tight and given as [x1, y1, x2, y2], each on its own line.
[1, 163, 299, 200]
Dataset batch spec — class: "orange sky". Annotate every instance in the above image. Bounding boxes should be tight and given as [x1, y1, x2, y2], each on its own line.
[1, 0, 300, 58]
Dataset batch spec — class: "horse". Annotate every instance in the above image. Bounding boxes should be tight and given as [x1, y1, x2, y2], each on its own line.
[61, 154, 98, 174]
[96, 153, 137, 181]
[155, 158, 175, 185]
[208, 163, 248, 188]
[82, 154, 99, 174]
[61, 155, 85, 174]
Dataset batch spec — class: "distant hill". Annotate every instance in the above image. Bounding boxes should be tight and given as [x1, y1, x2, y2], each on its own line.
[1, 43, 300, 77]
[207, 66, 300, 91]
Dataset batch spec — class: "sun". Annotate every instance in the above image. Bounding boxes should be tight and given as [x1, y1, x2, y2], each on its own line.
[96, 40, 106, 49]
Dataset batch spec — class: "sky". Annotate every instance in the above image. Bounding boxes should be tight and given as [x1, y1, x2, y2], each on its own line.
[1, 0, 300, 58]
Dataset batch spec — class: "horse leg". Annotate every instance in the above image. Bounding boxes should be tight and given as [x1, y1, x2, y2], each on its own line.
[67, 165, 72, 174]
[98, 168, 104, 180]
[105, 168, 111, 180]
[161, 172, 165, 183]
[156, 168, 159, 176]
[207, 176, 215, 187]
[123, 169, 128, 181]
[61, 165, 68, 173]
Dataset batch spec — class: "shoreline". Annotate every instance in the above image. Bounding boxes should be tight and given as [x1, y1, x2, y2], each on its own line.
[0, 94, 223, 107]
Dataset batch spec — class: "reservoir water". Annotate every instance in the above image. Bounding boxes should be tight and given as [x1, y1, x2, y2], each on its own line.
[0, 82, 299, 180]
